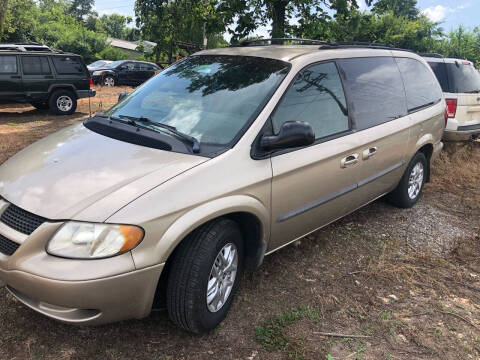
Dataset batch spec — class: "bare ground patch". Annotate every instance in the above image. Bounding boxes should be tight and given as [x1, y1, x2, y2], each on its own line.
[0, 98, 479, 360]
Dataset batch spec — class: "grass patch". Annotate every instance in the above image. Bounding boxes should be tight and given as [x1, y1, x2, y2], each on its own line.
[254, 306, 321, 358]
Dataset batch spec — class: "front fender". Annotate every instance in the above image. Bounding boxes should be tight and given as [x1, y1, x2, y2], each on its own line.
[130, 195, 270, 269]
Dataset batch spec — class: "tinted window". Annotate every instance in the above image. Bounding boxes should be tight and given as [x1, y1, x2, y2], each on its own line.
[272, 62, 349, 140]
[338, 57, 407, 130]
[105, 55, 290, 146]
[396, 58, 442, 112]
[21, 56, 51, 75]
[52, 56, 85, 75]
[0, 56, 17, 73]
[427, 61, 449, 92]
[447, 62, 480, 93]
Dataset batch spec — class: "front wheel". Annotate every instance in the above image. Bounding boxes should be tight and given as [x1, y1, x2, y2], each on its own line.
[387, 152, 427, 208]
[166, 218, 244, 333]
[103, 76, 115, 87]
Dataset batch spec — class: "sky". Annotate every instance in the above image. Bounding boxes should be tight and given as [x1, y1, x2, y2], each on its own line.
[93, 0, 479, 41]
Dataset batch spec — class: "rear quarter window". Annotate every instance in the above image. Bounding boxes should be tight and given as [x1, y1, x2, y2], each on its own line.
[396, 58, 443, 112]
[338, 57, 407, 130]
[446, 62, 480, 93]
[52, 56, 86, 75]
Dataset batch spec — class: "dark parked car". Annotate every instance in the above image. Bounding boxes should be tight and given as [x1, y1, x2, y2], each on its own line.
[90, 60, 161, 87]
[0, 49, 95, 115]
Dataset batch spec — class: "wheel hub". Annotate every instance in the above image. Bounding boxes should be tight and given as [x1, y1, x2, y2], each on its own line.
[408, 162, 424, 200]
[206, 243, 238, 313]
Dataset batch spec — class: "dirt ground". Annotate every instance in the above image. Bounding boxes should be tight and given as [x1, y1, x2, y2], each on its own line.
[0, 87, 479, 360]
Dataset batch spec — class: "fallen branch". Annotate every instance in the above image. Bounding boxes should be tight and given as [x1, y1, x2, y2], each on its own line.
[438, 310, 480, 331]
[313, 332, 371, 339]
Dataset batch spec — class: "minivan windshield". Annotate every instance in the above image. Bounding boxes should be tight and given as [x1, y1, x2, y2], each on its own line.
[105, 55, 290, 146]
[447, 62, 480, 93]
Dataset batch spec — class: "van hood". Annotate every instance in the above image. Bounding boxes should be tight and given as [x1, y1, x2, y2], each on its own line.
[0, 123, 208, 221]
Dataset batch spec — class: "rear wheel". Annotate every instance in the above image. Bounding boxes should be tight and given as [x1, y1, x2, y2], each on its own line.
[387, 152, 427, 208]
[30, 101, 49, 110]
[166, 218, 244, 333]
[49, 89, 77, 115]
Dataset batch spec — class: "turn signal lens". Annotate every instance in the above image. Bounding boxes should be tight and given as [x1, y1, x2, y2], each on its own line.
[47, 222, 144, 259]
[89, 77, 93, 89]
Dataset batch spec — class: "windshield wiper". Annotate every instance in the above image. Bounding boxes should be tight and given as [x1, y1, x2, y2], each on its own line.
[118, 115, 200, 153]
[465, 89, 480, 94]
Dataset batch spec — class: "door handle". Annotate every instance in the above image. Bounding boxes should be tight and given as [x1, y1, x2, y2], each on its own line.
[10, 75, 21, 79]
[340, 154, 359, 168]
[362, 146, 378, 160]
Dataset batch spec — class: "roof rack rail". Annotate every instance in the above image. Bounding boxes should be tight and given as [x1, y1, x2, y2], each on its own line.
[231, 38, 331, 47]
[229, 38, 414, 52]
[418, 52, 444, 58]
[0, 43, 53, 52]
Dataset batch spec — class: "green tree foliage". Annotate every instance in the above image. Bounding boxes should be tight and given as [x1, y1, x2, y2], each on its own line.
[68, 0, 94, 21]
[434, 26, 480, 67]
[99, 13, 133, 39]
[221, 0, 375, 42]
[372, 0, 419, 19]
[135, 0, 226, 62]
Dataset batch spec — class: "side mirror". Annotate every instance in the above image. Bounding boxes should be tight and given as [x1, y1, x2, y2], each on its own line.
[118, 91, 127, 103]
[260, 121, 315, 151]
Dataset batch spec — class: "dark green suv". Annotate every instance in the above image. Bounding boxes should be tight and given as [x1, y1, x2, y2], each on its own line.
[0, 50, 96, 115]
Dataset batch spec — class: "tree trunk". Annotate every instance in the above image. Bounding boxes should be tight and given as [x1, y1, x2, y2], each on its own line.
[0, 0, 9, 41]
[271, 0, 288, 41]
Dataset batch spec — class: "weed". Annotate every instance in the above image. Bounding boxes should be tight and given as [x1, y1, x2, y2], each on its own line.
[379, 311, 390, 320]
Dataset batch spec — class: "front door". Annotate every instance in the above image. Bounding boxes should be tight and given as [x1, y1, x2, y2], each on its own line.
[0, 55, 22, 101]
[269, 61, 364, 250]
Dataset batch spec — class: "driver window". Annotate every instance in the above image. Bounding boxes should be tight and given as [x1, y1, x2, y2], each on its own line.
[272, 61, 349, 140]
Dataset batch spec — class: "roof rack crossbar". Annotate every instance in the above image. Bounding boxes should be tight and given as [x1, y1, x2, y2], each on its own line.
[418, 53, 444, 58]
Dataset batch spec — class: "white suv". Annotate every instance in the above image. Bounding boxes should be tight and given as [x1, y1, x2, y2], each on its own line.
[424, 54, 480, 141]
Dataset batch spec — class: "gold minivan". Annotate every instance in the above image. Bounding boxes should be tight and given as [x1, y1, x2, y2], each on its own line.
[0, 40, 445, 333]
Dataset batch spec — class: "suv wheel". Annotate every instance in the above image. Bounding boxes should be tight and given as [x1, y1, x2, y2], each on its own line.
[166, 218, 244, 333]
[49, 89, 77, 115]
[103, 76, 115, 87]
[30, 101, 49, 110]
[387, 152, 427, 208]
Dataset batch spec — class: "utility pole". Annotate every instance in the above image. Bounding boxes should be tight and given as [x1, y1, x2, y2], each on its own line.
[0, 0, 9, 41]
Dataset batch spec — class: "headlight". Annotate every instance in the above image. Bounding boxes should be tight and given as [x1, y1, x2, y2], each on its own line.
[47, 222, 144, 259]
[92, 70, 104, 76]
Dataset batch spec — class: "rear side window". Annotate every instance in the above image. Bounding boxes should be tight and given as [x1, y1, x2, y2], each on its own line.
[272, 61, 349, 140]
[428, 61, 449, 92]
[396, 58, 443, 112]
[52, 56, 85, 75]
[446, 62, 480, 93]
[21, 56, 51, 75]
[338, 57, 407, 130]
[0, 55, 17, 73]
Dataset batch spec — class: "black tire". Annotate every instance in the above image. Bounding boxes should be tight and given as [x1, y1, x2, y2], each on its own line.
[49, 89, 77, 115]
[387, 152, 427, 208]
[103, 76, 115, 87]
[30, 101, 49, 110]
[166, 218, 244, 333]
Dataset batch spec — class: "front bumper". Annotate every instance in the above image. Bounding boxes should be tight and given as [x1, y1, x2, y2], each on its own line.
[76, 89, 96, 99]
[0, 200, 163, 325]
[1, 263, 163, 325]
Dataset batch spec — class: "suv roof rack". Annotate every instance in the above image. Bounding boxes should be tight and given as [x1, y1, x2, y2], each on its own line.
[418, 53, 444, 58]
[231, 38, 413, 52]
[0, 43, 53, 52]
